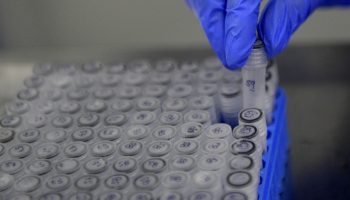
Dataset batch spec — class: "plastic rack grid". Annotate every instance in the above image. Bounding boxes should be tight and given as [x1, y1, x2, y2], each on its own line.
[0, 62, 290, 200]
[258, 88, 290, 200]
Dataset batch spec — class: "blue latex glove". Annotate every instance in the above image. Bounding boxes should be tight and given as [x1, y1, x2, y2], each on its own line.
[187, 0, 350, 70]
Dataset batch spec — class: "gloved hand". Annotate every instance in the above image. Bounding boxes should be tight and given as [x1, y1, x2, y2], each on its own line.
[186, 0, 350, 70]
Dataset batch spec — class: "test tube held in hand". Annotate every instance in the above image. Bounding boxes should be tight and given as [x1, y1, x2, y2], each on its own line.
[242, 40, 268, 110]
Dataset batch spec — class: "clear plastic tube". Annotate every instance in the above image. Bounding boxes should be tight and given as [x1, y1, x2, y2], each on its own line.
[242, 40, 268, 110]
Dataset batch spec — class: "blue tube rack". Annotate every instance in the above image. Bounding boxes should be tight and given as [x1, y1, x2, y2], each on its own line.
[258, 88, 291, 200]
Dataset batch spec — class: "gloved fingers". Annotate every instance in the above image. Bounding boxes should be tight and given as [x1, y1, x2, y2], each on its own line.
[186, 0, 227, 66]
[258, 0, 350, 58]
[185, 0, 195, 10]
[258, 0, 322, 58]
[318, 0, 350, 7]
[224, 0, 262, 69]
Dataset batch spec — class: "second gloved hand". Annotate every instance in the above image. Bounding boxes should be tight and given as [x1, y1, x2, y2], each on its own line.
[187, 0, 350, 70]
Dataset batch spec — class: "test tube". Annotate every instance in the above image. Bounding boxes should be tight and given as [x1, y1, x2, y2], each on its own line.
[184, 110, 212, 127]
[155, 59, 177, 73]
[242, 40, 268, 110]
[189, 95, 218, 123]
[238, 108, 267, 151]
[233, 124, 265, 154]
[226, 170, 258, 200]
[222, 68, 242, 84]
[180, 61, 199, 74]
[127, 59, 151, 74]
[218, 84, 242, 126]
[162, 98, 188, 113]
[201, 56, 223, 70]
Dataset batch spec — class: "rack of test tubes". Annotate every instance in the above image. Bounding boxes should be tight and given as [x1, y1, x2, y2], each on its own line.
[0, 47, 289, 199]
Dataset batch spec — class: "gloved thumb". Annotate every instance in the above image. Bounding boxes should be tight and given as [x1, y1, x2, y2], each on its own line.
[258, 0, 321, 58]
[225, 0, 262, 69]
